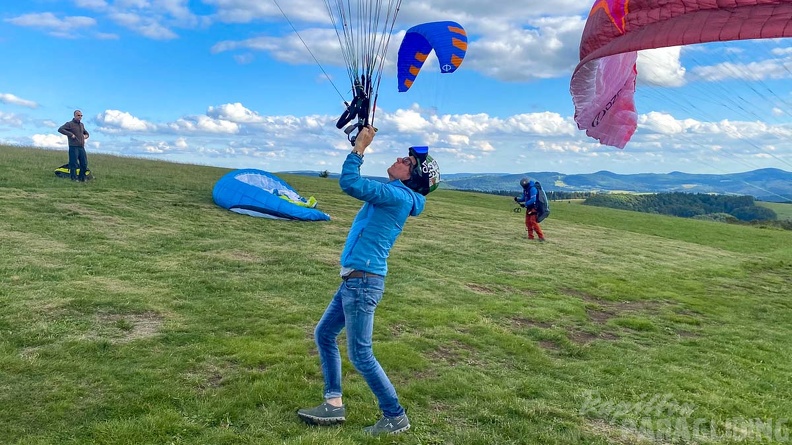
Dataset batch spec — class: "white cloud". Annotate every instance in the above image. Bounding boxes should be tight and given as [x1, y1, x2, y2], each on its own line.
[12, 100, 788, 175]
[4, 13, 96, 38]
[465, 16, 586, 82]
[10, 0, 207, 40]
[5, 12, 96, 29]
[639, 112, 689, 135]
[109, 12, 178, 39]
[0, 111, 24, 127]
[204, 0, 330, 24]
[637, 47, 686, 87]
[505, 113, 577, 135]
[31, 133, 67, 148]
[212, 28, 344, 66]
[4, 1, 791, 175]
[96, 109, 157, 132]
[0, 93, 38, 108]
[168, 115, 240, 134]
[691, 57, 792, 82]
[207, 103, 266, 123]
[75, 0, 109, 8]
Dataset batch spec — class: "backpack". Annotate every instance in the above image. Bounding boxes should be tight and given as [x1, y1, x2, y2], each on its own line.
[534, 181, 550, 223]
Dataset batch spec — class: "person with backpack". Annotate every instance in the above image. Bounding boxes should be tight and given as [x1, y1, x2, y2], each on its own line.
[514, 178, 546, 241]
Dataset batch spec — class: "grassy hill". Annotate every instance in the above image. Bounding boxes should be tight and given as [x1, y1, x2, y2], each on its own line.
[759, 201, 792, 220]
[441, 169, 792, 202]
[2, 145, 791, 444]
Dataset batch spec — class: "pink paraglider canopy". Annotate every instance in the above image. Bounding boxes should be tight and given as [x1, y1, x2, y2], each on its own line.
[570, 0, 792, 149]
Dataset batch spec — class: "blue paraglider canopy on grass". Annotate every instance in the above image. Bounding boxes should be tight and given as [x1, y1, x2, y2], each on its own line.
[212, 169, 331, 221]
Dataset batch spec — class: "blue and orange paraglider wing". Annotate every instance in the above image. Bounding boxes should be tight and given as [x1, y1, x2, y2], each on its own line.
[397, 21, 467, 93]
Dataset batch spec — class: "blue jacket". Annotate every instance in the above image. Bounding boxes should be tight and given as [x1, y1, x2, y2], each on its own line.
[516, 181, 538, 208]
[339, 153, 425, 276]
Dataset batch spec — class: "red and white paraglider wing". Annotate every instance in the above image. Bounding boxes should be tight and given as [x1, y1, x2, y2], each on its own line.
[570, 0, 792, 149]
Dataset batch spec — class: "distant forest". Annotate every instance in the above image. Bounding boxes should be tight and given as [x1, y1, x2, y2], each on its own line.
[486, 190, 596, 200]
[480, 190, 790, 229]
[582, 192, 778, 221]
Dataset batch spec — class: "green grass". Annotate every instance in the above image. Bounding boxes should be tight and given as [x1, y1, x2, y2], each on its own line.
[759, 201, 792, 220]
[2, 145, 792, 444]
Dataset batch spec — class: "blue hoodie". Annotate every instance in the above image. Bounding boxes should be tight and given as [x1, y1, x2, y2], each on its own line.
[516, 180, 538, 208]
[338, 153, 425, 276]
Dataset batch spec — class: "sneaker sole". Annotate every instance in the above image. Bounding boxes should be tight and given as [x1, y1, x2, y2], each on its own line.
[363, 424, 411, 435]
[390, 424, 410, 434]
[297, 412, 346, 425]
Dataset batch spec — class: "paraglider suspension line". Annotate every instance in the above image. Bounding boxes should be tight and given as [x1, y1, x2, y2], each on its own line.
[271, 0, 347, 102]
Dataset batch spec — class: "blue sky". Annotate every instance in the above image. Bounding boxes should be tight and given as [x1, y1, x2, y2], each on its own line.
[2, 0, 792, 177]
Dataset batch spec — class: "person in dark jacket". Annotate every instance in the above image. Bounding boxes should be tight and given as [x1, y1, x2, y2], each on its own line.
[515, 177, 545, 241]
[58, 110, 90, 182]
[297, 125, 440, 435]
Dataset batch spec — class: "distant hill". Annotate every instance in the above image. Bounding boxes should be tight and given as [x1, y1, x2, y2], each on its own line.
[282, 168, 792, 202]
[437, 168, 792, 203]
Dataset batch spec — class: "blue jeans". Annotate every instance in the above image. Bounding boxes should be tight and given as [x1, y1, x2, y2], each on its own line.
[68, 145, 88, 181]
[314, 274, 405, 417]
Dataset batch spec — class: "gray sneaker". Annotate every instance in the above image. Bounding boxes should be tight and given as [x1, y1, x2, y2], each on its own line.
[297, 402, 346, 425]
[363, 413, 410, 435]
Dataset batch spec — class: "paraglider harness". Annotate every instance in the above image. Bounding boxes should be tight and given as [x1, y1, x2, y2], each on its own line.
[336, 76, 378, 146]
[514, 181, 550, 223]
[534, 181, 550, 222]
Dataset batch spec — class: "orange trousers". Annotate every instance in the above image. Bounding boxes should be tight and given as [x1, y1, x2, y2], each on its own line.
[525, 212, 544, 240]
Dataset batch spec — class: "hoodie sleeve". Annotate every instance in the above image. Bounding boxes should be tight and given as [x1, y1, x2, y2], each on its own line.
[524, 187, 537, 207]
[339, 153, 407, 206]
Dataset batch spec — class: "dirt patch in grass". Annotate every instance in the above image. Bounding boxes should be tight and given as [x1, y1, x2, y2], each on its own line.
[585, 419, 673, 445]
[568, 328, 620, 345]
[561, 287, 600, 302]
[587, 308, 615, 324]
[466, 283, 497, 294]
[554, 288, 704, 343]
[466, 283, 535, 297]
[94, 311, 164, 343]
[389, 323, 413, 336]
[183, 362, 232, 393]
[412, 368, 441, 380]
[561, 288, 671, 326]
[202, 372, 224, 391]
[509, 316, 553, 329]
[539, 340, 562, 351]
[426, 340, 482, 366]
[585, 301, 666, 322]
[210, 250, 261, 263]
[568, 329, 597, 344]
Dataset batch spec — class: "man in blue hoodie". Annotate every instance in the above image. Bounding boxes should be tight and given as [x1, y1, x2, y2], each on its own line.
[297, 126, 439, 435]
[514, 178, 545, 241]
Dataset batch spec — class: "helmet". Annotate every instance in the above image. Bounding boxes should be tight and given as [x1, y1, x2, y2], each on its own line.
[403, 146, 440, 196]
[520, 177, 531, 189]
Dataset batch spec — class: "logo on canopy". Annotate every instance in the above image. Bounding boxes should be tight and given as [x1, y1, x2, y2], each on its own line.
[591, 0, 630, 34]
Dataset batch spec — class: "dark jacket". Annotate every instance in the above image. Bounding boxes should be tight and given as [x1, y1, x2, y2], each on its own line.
[58, 119, 89, 147]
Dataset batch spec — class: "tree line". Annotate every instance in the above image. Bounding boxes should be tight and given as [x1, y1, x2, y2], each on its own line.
[582, 192, 777, 222]
[482, 190, 596, 200]
[476, 189, 790, 229]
